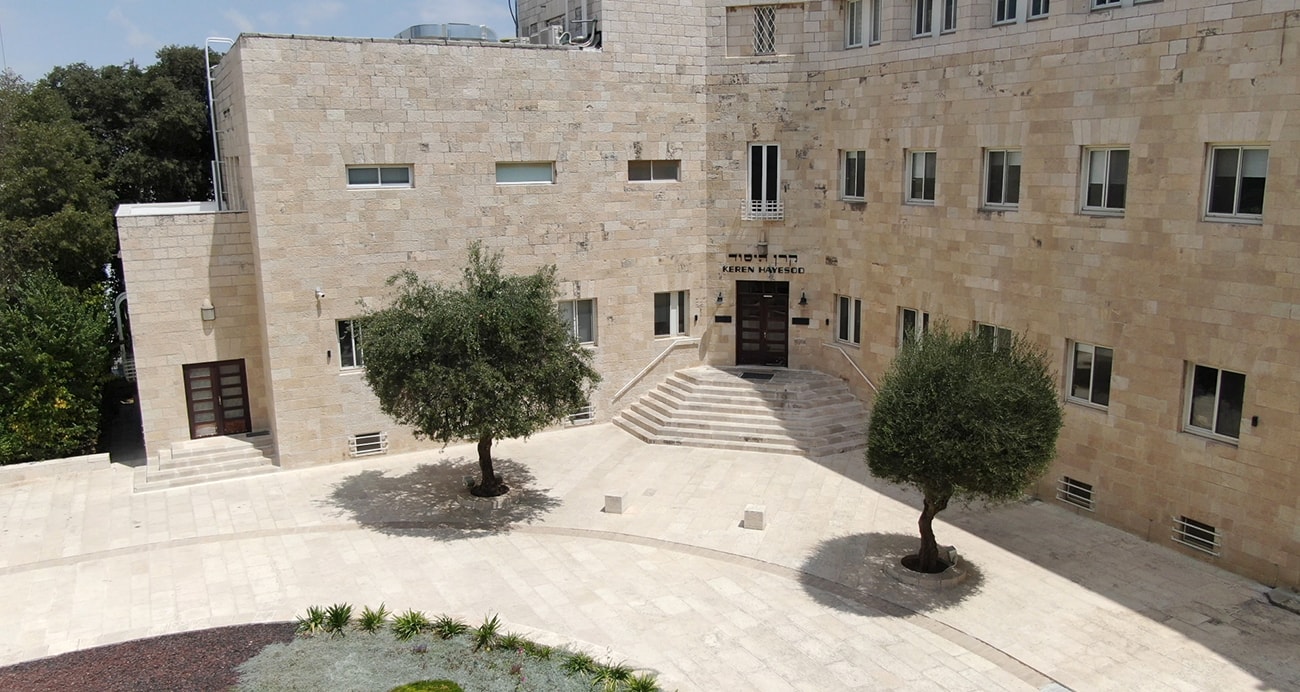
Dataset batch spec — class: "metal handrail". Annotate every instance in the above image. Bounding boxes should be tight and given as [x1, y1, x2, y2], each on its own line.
[821, 342, 878, 394]
[610, 337, 701, 403]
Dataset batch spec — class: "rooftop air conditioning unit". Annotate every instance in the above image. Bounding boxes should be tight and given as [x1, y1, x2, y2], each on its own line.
[531, 25, 563, 45]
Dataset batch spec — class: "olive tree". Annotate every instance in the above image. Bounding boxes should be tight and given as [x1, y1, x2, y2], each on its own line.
[360, 244, 600, 497]
[866, 324, 1063, 573]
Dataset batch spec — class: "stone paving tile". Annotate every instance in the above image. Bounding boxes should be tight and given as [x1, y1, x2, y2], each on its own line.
[1, 423, 1299, 690]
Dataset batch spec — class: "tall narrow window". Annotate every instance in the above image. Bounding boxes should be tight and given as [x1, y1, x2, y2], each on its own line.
[869, 0, 883, 43]
[942, 0, 958, 32]
[1083, 148, 1129, 213]
[337, 319, 364, 368]
[654, 291, 688, 336]
[558, 299, 596, 344]
[1207, 147, 1268, 219]
[745, 143, 783, 219]
[1185, 363, 1245, 440]
[754, 5, 777, 55]
[1069, 342, 1113, 407]
[995, 0, 1018, 23]
[899, 307, 930, 346]
[842, 150, 866, 201]
[846, 0, 864, 47]
[907, 151, 937, 203]
[984, 149, 1022, 207]
[914, 0, 934, 36]
[837, 296, 862, 345]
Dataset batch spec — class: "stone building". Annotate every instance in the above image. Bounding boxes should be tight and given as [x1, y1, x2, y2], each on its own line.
[116, 0, 1299, 588]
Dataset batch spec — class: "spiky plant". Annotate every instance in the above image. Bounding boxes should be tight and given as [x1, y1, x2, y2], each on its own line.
[431, 614, 468, 640]
[522, 640, 554, 660]
[357, 603, 390, 634]
[391, 609, 432, 641]
[625, 672, 662, 692]
[323, 603, 353, 637]
[294, 605, 327, 637]
[471, 614, 502, 652]
[592, 660, 634, 691]
[561, 651, 598, 676]
[497, 631, 527, 652]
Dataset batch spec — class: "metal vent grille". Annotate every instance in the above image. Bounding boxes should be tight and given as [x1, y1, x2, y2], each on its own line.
[1056, 476, 1094, 511]
[566, 405, 595, 425]
[754, 6, 776, 55]
[349, 431, 388, 457]
[741, 199, 784, 220]
[1172, 515, 1219, 556]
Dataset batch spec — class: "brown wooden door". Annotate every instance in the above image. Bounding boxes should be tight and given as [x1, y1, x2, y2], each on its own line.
[736, 281, 789, 366]
[183, 360, 251, 439]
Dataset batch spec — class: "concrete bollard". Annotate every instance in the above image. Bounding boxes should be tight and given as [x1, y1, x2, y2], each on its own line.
[604, 493, 627, 514]
[743, 504, 766, 530]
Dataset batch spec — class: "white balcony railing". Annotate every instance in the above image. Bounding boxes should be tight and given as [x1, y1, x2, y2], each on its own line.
[741, 199, 784, 220]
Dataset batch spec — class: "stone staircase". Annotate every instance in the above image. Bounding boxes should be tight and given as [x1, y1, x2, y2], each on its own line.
[613, 366, 868, 457]
[134, 433, 278, 492]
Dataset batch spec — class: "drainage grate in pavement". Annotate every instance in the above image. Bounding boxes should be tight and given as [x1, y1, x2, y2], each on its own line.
[739, 372, 774, 381]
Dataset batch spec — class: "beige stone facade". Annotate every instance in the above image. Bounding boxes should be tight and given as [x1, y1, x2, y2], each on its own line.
[117, 0, 1298, 588]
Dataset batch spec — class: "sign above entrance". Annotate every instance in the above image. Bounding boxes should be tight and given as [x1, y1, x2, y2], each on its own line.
[721, 252, 806, 275]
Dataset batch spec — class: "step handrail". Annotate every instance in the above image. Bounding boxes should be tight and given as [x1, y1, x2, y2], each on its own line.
[822, 343, 879, 394]
[611, 337, 701, 404]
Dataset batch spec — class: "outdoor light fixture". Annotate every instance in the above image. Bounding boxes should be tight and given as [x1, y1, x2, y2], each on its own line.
[798, 291, 808, 306]
[314, 287, 326, 299]
[716, 291, 724, 305]
[200, 298, 216, 321]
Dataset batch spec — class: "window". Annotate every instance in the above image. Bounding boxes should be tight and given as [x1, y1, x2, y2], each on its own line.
[754, 5, 776, 55]
[654, 291, 688, 336]
[899, 307, 930, 346]
[942, 0, 958, 32]
[995, 0, 1018, 23]
[984, 149, 1022, 207]
[1206, 146, 1268, 219]
[1029, 0, 1050, 18]
[337, 319, 364, 368]
[496, 162, 555, 184]
[846, 0, 864, 47]
[907, 151, 936, 203]
[346, 165, 411, 188]
[869, 0, 883, 43]
[1172, 516, 1219, 556]
[1057, 477, 1094, 511]
[1068, 342, 1113, 407]
[745, 143, 783, 219]
[1092, 0, 1120, 6]
[976, 322, 1012, 350]
[836, 295, 862, 345]
[914, 0, 934, 36]
[1185, 363, 1245, 440]
[842, 150, 866, 201]
[629, 159, 680, 182]
[559, 299, 596, 344]
[1083, 148, 1129, 213]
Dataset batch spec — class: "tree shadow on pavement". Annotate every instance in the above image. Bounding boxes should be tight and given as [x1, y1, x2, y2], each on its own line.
[323, 456, 560, 540]
[798, 532, 984, 617]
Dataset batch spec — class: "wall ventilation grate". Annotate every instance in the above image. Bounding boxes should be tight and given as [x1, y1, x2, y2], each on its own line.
[1056, 476, 1095, 511]
[1172, 515, 1220, 556]
[349, 431, 389, 457]
[566, 406, 595, 425]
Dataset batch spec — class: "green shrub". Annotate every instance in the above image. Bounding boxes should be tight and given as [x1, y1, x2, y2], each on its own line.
[522, 640, 553, 660]
[471, 614, 501, 652]
[592, 660, 634, 691]
[392, 609, 432, 641]
[388, 680, 464, 692]
[295, 605, 327, 637]
[431, 614, 468, 640]
[625, 672, 663, 692]
[324, 603, 353, 637]
[358, 604, 391, 634]
[561, 651, 597, 676]
[497, 631, 526, 652]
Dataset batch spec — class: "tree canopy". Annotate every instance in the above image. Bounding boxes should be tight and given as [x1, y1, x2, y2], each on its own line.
[361, 245, 601, 496]
[866, 324, 1063, 573]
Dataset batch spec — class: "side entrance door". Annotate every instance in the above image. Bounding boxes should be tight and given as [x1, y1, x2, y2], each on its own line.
[736, 280, 789, 366]
[183, 359, 251, 439]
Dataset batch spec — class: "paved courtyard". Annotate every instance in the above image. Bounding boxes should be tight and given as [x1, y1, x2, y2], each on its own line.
[1, 423, 1298, 690]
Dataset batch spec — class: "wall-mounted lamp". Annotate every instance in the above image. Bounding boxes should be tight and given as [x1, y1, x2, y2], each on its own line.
[314, 287, 326, 300]
[716, 291, 724, 305]
[798, 291, 808, 306]
[200, 297, 216, 322]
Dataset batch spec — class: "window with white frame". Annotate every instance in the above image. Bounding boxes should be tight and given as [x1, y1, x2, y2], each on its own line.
[496, 161, 555, 185]
[1082, 148, 1129, 213]
[976, 322, 1012, 350]
[745, 143, 783, 219]
[869, 0, 883, 43]
[1172, 515, 1219, 555]
[559, 299, 596, 344]
[654, 291, 688, 337]
[995, 0, 1018, 23]
[942, 0, 958, 32]
[1068, 342, 1113, 407]
[984, 149, 1022, 208]
[1185, 363, 1245, 441]
[1206, 146, 1268, 220]
[836, 295, 862, 345]
[754, 5, 776, 55]
[907, 150, 936, 203]
[914, 0, 934, 36]
[842, 150, 866, 201]
[337, 319, 364, 368]
[346, 165, 412, 188]
[899, 307, 930, 346]
[1092, 0, 1120, 7]
[846, 0, 864, 47]
[628, 160, 680, 182]
[1029, 0, 1050, 18]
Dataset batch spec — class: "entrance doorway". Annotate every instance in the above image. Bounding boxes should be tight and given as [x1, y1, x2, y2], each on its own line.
[183, 359, 251, 439]
[736, 280, 789, 366]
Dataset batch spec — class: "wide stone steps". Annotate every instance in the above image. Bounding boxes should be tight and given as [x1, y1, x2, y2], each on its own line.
[134, 433, 278, 492]
[613, 365, 869, 457]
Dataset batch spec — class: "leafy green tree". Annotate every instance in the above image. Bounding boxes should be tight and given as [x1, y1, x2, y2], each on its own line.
[866, 324, 1063, 573]
[361, 245, 601, 496]
[0, 272, 112, 464]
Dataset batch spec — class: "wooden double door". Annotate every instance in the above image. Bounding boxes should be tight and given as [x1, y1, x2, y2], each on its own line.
[183, 359, 251, 439]
[736, 280, 789, 367]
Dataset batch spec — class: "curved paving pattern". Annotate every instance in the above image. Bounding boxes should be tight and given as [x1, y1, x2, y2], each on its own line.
[2, 424, 1298, 690]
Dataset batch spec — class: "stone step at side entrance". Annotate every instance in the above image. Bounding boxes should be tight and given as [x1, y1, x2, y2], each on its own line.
[133, 432, 278, 492]
[613, 366, 869, 457]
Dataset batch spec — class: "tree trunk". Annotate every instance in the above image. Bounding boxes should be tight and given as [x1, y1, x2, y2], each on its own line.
[913, 492, 950, 574]
[473, 433, 508, 497]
